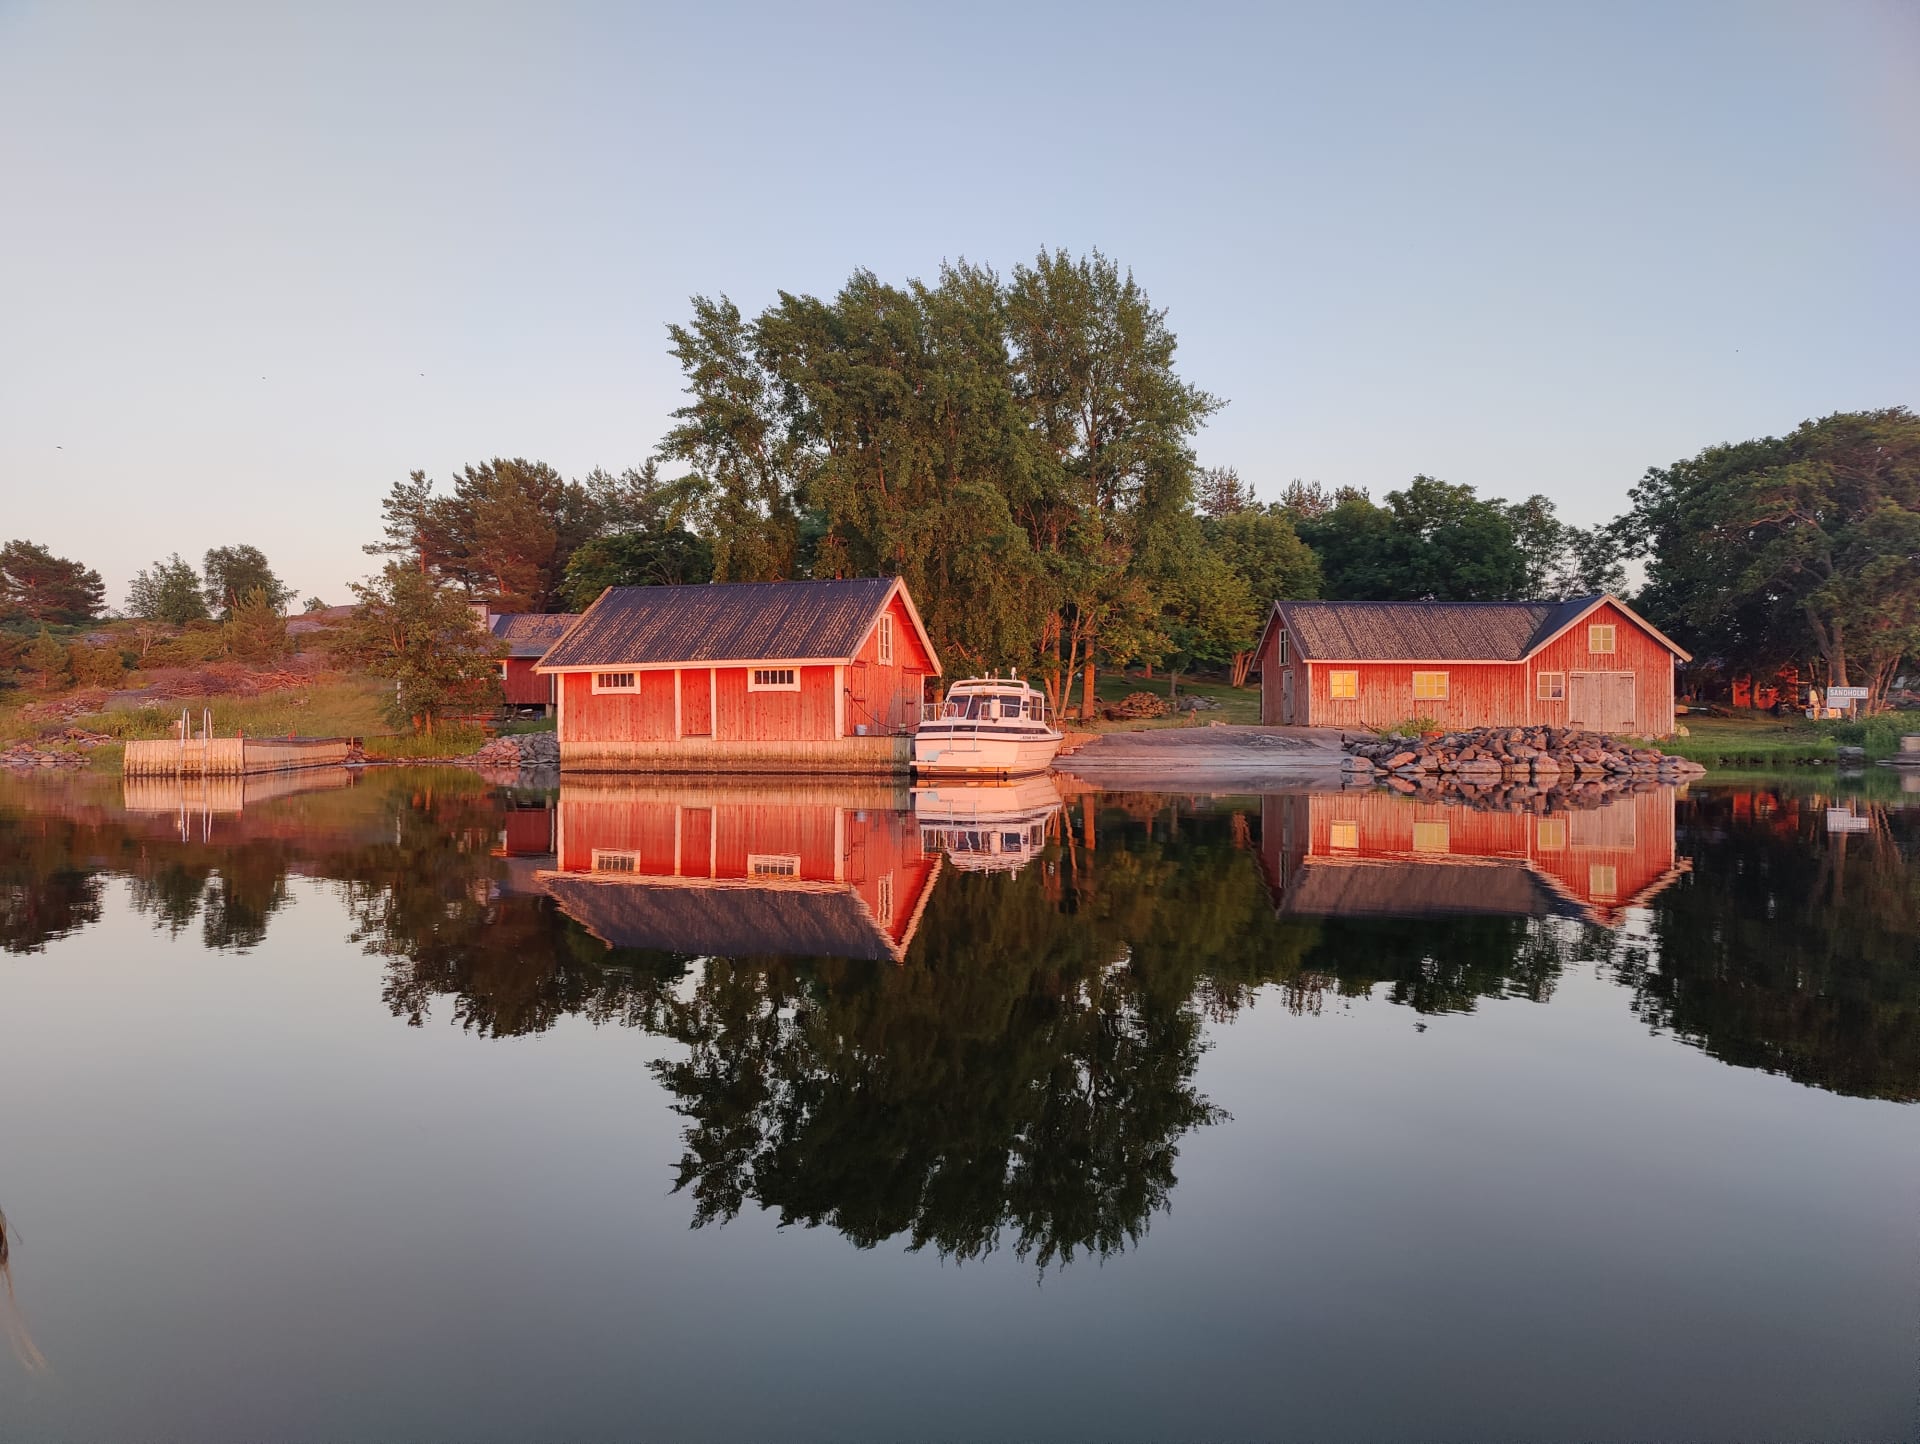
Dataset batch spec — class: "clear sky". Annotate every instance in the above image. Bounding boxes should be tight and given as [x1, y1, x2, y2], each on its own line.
[2, 0, 1915, 607]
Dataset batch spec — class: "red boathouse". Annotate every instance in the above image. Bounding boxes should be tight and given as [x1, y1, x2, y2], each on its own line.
[540, 780, 939, 962]
[1253, 594, 1689, 736]
[535, 577, 940, 773]
[484, 611, 580, 714]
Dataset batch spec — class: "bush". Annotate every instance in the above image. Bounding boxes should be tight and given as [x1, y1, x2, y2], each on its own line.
[140, 629, 229, 668]
[68, 643, 126, 688]
[1818, 714, 1911, 757]
[1382, 715, 1443, 738]
[25, 630, 70, 690]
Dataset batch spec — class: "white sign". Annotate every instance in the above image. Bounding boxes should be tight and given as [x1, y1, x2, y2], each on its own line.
[1828, 687, 1870, 703]
[1826, 808, 1870, 833]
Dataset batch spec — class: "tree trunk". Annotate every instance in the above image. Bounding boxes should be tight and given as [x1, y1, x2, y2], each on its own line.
[1081, 638, 1096, 721]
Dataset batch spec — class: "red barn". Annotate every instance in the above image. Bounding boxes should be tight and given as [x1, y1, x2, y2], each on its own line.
[1258, 788, 1686, 927]
[536, 577, 940, 773]
[1253, 594, 1689, 736]
[485, 611, 580, 714]
[540, 779, 939, 962]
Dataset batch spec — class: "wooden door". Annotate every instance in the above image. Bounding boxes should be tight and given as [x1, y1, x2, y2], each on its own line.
[1570, 672, 1635, 733]
[1282, 668, 1295, 725]
[681, 669, 713, 735]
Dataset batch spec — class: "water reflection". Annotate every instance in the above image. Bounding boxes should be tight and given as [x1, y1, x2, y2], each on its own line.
[0, 1208, 47, 1374]
[2, 772, 1916, 1179]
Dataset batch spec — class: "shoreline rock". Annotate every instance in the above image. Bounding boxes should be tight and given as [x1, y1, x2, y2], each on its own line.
[1343, 724, 1705, 804]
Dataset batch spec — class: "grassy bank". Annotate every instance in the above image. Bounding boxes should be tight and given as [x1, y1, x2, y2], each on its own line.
[1653, 711, 1916, 768]
[1082, 672, 1261, 730]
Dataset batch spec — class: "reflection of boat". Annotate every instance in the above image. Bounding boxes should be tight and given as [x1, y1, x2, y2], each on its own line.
[1259, 789, 1687, 926]
[538, 781, 938, 962]
[913, 775, 1063, 874]
[913, 677, 1062, 778]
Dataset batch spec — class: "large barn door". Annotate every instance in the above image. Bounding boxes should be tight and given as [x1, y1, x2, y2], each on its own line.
[1570, 672, 1635, 733]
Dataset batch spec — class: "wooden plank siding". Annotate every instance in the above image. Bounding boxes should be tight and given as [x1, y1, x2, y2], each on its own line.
[1259, 599, 1678, 736]
[549, 782, 938, 957]
[501, 657, 555, 707]
[1258, 787, 1682, 926]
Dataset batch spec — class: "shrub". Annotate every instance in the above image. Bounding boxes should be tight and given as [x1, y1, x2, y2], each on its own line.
[25, 630, 70, 690]
[1381, 715, 1443, 738]
[68, 643, 126, 688]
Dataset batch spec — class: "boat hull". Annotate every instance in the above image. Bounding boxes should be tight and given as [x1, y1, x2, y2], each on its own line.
[911, 728, 1062, 778]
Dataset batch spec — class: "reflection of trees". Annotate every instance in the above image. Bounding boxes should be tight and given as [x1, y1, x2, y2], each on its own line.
[0, 808, 104, 953]
[1609, 790, 1920, 1102]
[1287, 915, 1582, 1015]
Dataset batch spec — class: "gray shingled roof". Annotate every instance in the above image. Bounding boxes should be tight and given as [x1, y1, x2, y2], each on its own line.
[543, 876, 905, 961]
[1275, 597, 1601, 662]
[1277, 859, 1579, 919]
[488, 612, 579, 658]
[539, 577, 898, 668]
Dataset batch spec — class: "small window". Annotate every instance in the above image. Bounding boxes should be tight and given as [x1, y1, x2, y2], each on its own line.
[591, 849, 640, 872]
[1329, 670, 1358, 700]
[1412, 671, 1449, 701]
[1589, 864, 1618, 899]
[747, 854, 801, 877]
[876, 872, 894, 920]
[1276, 630, 1289, 665]
[1329, 820, 1359, 850]
[749, 667, 799, 691]
[1589, 624, 1616, 654]
[1537, 818, 1567, 851]
[1412, 821, 1450, 854]
[593, 672, 636, 692]
[878, 614, 894, 665]
[1537, 672, 1565, 701]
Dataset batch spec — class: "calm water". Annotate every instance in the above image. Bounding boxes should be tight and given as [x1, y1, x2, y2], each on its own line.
[1, 766, 1915, 1443]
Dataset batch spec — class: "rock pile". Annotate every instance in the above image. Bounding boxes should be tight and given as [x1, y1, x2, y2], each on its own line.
[4, 742, 90, 770]
[468, 731, 560, 769]
[1342, 725, 1705, 798]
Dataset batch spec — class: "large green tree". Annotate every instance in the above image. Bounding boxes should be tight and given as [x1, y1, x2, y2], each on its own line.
[126, 553, 211, 624]
[0, 540, 104, 622]
[1626, 407, 1920, 706]
[330, 563, 504, 733]
[1202, 506, 1322, 684]
[1299, 476, 1534, 601]
[202, 544, 290, 618]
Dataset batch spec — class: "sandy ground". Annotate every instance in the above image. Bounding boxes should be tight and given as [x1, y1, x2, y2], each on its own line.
[1055, 723, 1351, 790]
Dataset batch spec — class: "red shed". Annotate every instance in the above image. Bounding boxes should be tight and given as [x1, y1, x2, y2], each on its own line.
[536, 577, 940, 773]
[1253, 594, 1689, 737]
[540, 779, 939, 961]
[485, 611, 580, 713]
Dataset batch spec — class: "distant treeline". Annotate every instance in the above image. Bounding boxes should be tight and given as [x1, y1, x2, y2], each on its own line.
[8, 250, 1916, 710]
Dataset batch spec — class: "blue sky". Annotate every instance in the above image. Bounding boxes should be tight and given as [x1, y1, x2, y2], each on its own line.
[2, 0, 1915, 605]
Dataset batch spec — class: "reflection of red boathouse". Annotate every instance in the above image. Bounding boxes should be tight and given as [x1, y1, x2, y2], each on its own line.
[1260, 789, 1686, 926]
[540, 782, 939, 962]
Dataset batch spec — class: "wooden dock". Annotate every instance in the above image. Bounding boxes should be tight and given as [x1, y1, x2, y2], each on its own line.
[122, 735, 353, 777]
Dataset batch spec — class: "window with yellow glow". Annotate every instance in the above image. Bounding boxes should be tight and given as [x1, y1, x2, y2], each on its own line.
[1412, 671, 1448, 701]
[1589, 864, 1617, 898]
[1412, 821, 1450, 853]
[1537, 671, 1565, 701]
[1329, 670, 1358, 699]
[1588, 624, 1616, 653]
[1329, 820, 1359, 850]
[1536, 818, 1566, 850]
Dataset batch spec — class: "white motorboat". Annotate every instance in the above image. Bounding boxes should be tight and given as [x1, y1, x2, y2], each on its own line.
[913, 775, 1063, 875]
[912, 676, 1063, 778]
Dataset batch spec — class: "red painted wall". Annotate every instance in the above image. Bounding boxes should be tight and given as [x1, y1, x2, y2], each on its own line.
[1259, 601, 1677, 735]
[502, 658, 553, 707]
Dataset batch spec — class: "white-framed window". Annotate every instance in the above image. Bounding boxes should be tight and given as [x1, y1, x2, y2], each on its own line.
[1412, 671, 1449, 701]
[1588, 624, 1616, 654]
[1276, 629, 1289, 665]
[591, 849, 640, 872]
[877, 614, 894, 665]
[876, 872, 894, 921]
[1537, 671, 1565, 701]
[1589, 864, 1618, 899]
[593, 672, 636, 693]
[1413, 820, 1450, 854]
[1536, 818, 1566, 851]
[1329, 820, 1359, 850]
[747, 853, 800, 877]
[1329, 670, 1358, 699]
[749, 667, 799, 691]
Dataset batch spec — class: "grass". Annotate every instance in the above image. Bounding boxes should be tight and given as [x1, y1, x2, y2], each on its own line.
[1645, 710, 1915, 768]
[362, 724, 488, 759]
[1081, 670, 1262, 730]
[498, 716, 556, 735]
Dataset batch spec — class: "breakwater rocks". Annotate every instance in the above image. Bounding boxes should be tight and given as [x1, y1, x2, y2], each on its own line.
[1342, 726, 1705, 801]
[467, 731, 560, 769]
